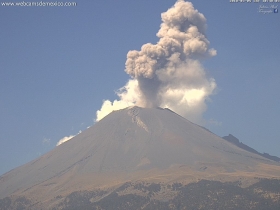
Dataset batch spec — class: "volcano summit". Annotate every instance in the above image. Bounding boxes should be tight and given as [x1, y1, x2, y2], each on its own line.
[1, 107, 280, 209]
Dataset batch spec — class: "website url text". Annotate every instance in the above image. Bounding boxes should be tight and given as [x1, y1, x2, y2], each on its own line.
[1, 1, 77, 7]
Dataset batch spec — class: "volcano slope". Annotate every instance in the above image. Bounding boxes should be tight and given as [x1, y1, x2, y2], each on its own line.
[1, 106, 280, 209]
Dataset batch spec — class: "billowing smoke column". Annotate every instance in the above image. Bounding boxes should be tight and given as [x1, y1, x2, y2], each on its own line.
[96, 0, 217, 124]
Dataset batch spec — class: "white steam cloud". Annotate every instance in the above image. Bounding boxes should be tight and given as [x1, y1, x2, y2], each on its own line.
[56, 135, 75, 146]
[96, 0, 217, 124]
[56, 130, 82, 146]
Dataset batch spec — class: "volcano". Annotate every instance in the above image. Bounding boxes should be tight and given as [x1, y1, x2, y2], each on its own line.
[1, 107, 280, 209]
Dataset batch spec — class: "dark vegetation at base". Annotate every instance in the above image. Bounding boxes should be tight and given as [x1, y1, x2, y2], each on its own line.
[1, 179, 280, 210]
[56, 190, 108, 210]
[56, 179, 280, 210]
[169, 180, 280, 210]
[0, 197, 31, 210]
[223, 134, 280, 162]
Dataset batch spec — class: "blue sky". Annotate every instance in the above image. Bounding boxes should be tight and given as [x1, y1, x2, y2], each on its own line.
[1, 0, 279, 175]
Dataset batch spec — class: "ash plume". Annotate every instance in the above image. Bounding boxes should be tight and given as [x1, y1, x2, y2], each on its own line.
[96, 0, 217, 124]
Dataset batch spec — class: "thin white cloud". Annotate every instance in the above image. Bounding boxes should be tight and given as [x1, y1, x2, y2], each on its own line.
[56, 130, 83, 146]
[56, 135, 75, 146]
[42, 138, 50, 145]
